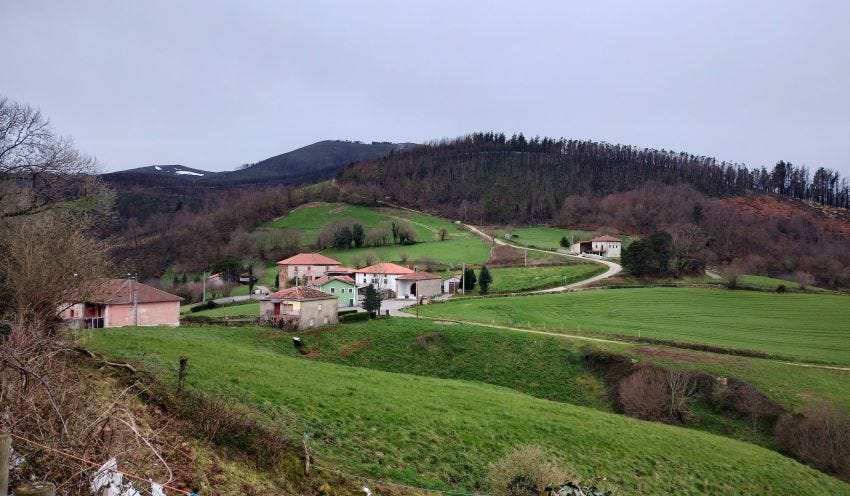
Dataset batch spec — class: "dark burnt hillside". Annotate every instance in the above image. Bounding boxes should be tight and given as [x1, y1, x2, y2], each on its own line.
[337, 132, 849, 224]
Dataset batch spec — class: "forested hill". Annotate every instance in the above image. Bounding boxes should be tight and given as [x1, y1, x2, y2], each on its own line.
[202, 139, 417, 186]
[337, 132, 849, 224]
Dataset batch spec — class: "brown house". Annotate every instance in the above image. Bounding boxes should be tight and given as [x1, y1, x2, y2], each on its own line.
[276, 253, 342, 287]
[259, 286, 338, 330]
[61, 279, 183, 328]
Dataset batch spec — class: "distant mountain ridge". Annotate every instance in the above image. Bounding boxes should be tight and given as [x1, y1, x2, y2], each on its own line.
[103, 140, 417, 187]
[105, 164, 216, 181]
[202, 140, 417, 186]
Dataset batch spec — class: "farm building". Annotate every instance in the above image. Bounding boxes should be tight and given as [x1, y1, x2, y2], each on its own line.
[259, 286, 338, 330]
[309, 275, 358, 308]
[327, 266, 357, 278]
[396, 272, 442, 300]
[570, 235, 622, 258]
[443, 275, 462, 294]
[277, 253, 342, 287]
[354, 262, 414, 292]
[61, 279, 183, 328]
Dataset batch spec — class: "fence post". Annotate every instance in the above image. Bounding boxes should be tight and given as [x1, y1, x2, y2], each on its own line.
[177, 356, 188, 395]
[0, 432, 9, 496]
[14, 481, 56, 496]
[302, 434, 310, 476]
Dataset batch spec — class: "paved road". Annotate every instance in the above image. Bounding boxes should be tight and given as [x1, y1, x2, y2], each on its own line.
[459, 223, 622, 292]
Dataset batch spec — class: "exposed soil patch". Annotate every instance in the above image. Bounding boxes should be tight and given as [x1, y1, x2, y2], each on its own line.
[633, 345, 744, 366]
[336, 339, 372, 357]
[416, 332, 445, 348]
[329, 204, 348, 214]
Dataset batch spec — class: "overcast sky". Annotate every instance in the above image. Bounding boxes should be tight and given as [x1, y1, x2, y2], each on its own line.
[2, 1, 849, 174]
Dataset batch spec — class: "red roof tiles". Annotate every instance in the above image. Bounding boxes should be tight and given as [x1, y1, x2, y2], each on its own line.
[591, 235, 621, 242]
[86, 279, 183, 304]
[354, 263, 414, 275]
[277, 253, 342, 266]
[265, 286, 336, 300]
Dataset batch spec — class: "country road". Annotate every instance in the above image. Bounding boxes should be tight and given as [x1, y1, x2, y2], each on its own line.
[459, 223, 622, 292]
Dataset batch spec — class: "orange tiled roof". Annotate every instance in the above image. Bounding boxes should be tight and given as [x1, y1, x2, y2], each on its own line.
[354, 263, 414, 275]
[265, 286, 336, 300]
[277, 253, 341, 266]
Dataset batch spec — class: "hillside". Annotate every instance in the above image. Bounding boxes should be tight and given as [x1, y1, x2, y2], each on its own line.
[204, 140, 416, 186]
[104, 164, 216, 180]
[82, 325, 850, 495]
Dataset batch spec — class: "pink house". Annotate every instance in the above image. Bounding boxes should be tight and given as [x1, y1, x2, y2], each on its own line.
[61, 279, 183, 328]
[276, 253, 342, 287]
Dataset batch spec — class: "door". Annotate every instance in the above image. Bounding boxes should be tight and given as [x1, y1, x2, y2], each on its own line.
[349, 298, 354, 307]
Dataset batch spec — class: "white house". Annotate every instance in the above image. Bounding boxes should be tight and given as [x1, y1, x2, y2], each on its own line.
[571, 235, 622, 258]
[354, 262, 414, 292]
[443, 275, 462, 293]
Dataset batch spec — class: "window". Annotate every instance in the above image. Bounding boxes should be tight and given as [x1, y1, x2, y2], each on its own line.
[349, 288, 353, 293]
[308, 318, 315, 328]
[70, 309, 75, 318]
[318, 303, 323, 311]
[330, 288, 335, 293]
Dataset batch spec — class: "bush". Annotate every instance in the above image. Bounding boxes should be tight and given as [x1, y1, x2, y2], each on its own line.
[338, 309, 358, 316]
[340, 312, 370, 322]
[774, 405, 850, 481]
[190, 300, 219, 312]
[617, 367, 697, 423]
[776, 284, 787, 293]
[487, 446, 567, 496]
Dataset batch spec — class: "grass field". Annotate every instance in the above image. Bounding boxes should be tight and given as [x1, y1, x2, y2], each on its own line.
[418, 288, 850, 364]
[264, 202, 490, 266]
[184, 301, 259, 317]
[492, 227, 633, 250]
[437, 264, 606, 293]
[80, 326, 850, 495]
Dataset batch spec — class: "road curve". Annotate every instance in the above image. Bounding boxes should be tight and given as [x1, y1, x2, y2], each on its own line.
[459, 223, 622, 292]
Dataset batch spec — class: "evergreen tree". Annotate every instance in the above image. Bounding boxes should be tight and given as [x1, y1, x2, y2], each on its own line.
[247, 265, 255, 293]
[181, 273, 188, 285]
[478, 266, 492, 294]
[462, 267, 477, 292]
[352, 223, 365, 248]
[559, 236, 569, 248]
[362, 284, 381, 318]
[172, 273, 179, 287]
[622, 231, 674, 277]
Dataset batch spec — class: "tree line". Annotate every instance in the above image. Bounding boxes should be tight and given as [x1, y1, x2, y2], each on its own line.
[338, 132, 849, 226]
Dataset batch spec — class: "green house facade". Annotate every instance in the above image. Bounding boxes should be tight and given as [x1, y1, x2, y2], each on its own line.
[311, 276, 357, 308]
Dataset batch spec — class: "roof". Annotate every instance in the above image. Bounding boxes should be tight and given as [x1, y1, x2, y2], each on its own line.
[327, 266, 356, 273]
[396, 271, 441, 281]
[355, 263, 414, 275]
[591, 235, 621, 243]
[84, 279, 183, 304]
[265, 286, 336, 301]
[311, 275, 356, 286]
[277, 253, 341, 266]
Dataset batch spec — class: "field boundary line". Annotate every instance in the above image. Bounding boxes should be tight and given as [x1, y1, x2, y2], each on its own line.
[419, 316, 850, 372]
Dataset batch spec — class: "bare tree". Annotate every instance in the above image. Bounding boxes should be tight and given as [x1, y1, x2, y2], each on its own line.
[0, 96, 107, 219]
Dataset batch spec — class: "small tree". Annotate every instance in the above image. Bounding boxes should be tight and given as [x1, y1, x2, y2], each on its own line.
[362, 284, 381, 318]
[352, 223, 365, 248]
[794, 270, 815, 290]
[438, 228, 449, 241]
[181, 273, 188, 285]
[721, 263, 744, 289]
[462, 267, 477, 292]
[559, 236, 569, 248]
[478, 266, 493, 294]
[172, 273, 180, 288]
[247, 265, 255, 293]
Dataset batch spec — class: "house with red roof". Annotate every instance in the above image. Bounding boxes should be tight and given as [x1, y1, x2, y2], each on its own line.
[570, 235, 622, 258]
[276, 253, 342, 287]
[308, 275, 358, 308]
[60, 279, 183, 328]
[259, 286, 338, 330]
[354, 262, 414, 292]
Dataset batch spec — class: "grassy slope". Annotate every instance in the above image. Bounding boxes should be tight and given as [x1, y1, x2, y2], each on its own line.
[186, 301, 260, 317]
[418, 288, 850, 364]
[450, 264, 606, 293]
[81, 326, 850, 495]
[493, 227, 633, 249]
[265, 203, 490, 266]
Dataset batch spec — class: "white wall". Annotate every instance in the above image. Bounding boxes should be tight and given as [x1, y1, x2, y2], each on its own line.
[355, 272, 401, 291]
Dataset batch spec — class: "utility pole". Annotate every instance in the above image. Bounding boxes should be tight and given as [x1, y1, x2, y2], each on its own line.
[524, 249, 528, 268]
[128, 272, 138, 326]
[202, 270, 207, 303]
[461, 261, 465, 295]
[415, 280, 419, 318]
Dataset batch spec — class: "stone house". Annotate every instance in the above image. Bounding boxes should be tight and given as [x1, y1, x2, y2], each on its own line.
[259, 286, 338, 330]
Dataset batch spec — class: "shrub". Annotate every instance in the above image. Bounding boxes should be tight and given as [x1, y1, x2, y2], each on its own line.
[338, 309, 358, 316]
[721, 263, 744, 289]
[341, 312, 370, 322]
[774, 405, 850, 481]
[776, 284, 787, 293]
[618, 367, 696, 423]
[487, 446, 567, 496]
[190, 299, 219, 312]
